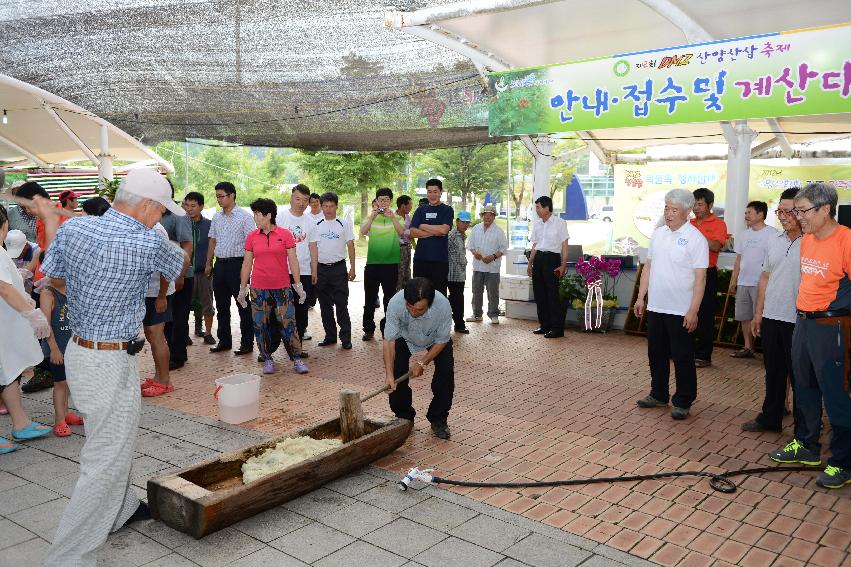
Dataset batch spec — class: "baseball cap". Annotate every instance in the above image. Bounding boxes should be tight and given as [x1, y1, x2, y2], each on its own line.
[481, 205, 497, 215]
[58, 189, 80, 203]
[457, 211, 471, 222]
[4, 229, 27, 258]
[120, 169, 185, 216]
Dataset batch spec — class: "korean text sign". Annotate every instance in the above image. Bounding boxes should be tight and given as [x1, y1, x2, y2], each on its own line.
[487, 23, 851, 136]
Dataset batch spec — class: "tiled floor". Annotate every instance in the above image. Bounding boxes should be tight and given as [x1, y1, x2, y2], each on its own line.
[4, 263, 851, 566]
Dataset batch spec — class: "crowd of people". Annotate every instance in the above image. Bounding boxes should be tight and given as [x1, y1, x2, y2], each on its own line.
[634, 183, 851, 490]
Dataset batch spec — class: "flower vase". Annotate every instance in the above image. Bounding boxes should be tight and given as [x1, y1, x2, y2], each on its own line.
[583, 307, 615, 333]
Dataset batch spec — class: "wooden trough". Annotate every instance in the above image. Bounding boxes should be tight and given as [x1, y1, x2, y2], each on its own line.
[147, 414, 413, 538]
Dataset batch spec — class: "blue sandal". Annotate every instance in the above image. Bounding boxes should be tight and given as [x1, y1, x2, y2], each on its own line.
[0, 436, 20, 454]
[11, 421, 51, 441]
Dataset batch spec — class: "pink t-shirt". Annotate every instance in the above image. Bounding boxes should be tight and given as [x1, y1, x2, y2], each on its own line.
[245, 226, 296, 290]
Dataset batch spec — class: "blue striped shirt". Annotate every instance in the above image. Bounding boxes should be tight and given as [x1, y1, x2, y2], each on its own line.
[41, 208, 185, 341]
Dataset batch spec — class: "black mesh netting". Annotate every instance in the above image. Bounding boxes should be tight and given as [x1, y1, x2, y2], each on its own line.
[0, 0, 501, 150]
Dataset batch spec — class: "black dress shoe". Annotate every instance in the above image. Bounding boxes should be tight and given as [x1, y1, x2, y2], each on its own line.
[455, 327, 470, 334]
[362, 332, 374, 341]
[544, 331, 564, 338]
[302, 334, 312, 341]
[318, 339, 337, 347]
[431, 421, 451, 440]
[234, 346, 253, 356]
[299, 351, 309, 359]
[185, 336, 193, 346]
[210, 344, 231, 353]
[123, 501, 151, 528]
[203, 334, 216, 345]
[341, 341, 353, 350]
[532, 328, 548, 335]
[168, 360, 184, 371]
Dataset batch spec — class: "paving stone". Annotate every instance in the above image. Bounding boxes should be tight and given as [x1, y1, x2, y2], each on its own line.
[0, 481, 62, 515]
[97, 528, 172, 567]
[154, 441, 219, 467]
[14, 456, 80, 483]
[150, 418, 214, 438]
[414, 536, 504, 567]
[450, 514, 532, 553]
[140, 553, 201, 567]
[30, 434, 86, 461]
[269, 522, 355, 564]
[576, 557, 627, 567]
[356, 481, 430, 513]
[132, 519, 196, 550]
[319, 501, 396, 538]
[0, 535, 51, 566]
[139, 411, 183, 430]
[362, 518, 448, 559]
[8, 496, 69, 540]
[493, 560, 531, 567]
[282, 487, 356, 520]
[0, 470, 30, 493]
[399, 497, 479, 532]
[315, 540, 408, 567]
[232, 506, 312, 542]
[0, 447, 55, 472]
[173, 528, 264, 567]
[590, 544, 657, 567]
[180, 430, 258, 453]
[0, 517, 38, 550]
[229, 547, 308, 567]
[131, 455, 174, 483]
[503, 533, 592, 567]
[134, 432, 183, 457]
[325, 469, 386, 496]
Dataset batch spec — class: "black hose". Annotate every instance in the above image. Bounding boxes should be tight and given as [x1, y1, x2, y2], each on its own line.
[432, 465, 818, 494]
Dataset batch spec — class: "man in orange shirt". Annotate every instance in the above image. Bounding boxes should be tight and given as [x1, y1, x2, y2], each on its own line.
[769, 183, 851, 489]
[689, 188, 728, 368]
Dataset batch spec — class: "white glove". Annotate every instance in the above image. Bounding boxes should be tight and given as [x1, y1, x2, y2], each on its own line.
[17, 268, 33, 281]
[293, 282, 307, 304]
[22, 309, 50, 339]
[236, 284, 249, 309]
[33, 276, 50, 292]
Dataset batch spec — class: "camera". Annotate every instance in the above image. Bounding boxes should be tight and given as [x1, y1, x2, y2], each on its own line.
[377, 208, 385, 214]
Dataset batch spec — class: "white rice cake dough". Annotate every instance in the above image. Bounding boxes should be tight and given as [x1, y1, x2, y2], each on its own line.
[242, 436, 343, 484]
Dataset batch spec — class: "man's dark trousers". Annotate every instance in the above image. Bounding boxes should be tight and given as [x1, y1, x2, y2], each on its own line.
[447, 282, 465, 330]
[388, 338, 454, 424]
[363, 263, 398, 334]
[756, 318, 795, 430]
[316, 262, 351, 343]
[166, 274, 194, 364]
[290, 274, 314, 340]
[694, 266, 717, 361]
[647, 311, 697, 409]
[413, 260, 448, 297]
[791, 317, 851, 468]
[531, 251, 565, 335]
[212, 258, 253, 350]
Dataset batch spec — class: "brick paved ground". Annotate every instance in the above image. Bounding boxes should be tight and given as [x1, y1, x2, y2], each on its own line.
[5, 261, 850, 566]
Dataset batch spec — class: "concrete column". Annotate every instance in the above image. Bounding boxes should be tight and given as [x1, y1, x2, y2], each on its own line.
[722, 120, 756, 242]
[531, 136, 554, 200]
[98, 124, 114, 182]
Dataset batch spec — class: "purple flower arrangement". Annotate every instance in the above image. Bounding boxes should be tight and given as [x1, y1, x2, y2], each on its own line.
[575, 256, 622, 303]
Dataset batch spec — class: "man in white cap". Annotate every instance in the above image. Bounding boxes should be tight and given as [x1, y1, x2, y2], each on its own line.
[466, 205, 508, 324]
[41, 168, 188, 567]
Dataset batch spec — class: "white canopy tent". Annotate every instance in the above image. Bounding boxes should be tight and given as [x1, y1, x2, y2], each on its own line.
[0, 73, 173, 179]
[387, 0, 851, 237]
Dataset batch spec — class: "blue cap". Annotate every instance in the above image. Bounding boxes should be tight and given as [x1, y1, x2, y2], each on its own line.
[457, 211, 471, 222]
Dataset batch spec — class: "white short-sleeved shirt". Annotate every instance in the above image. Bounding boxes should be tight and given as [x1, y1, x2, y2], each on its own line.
[278, 207, 317, 276]
[146, 224, 176, 297]
[314, 216, 354, 264]
[647, 222, 709, 316]
[209, 207, 256, 259]
[735, 225, 778, 287]
[0, 246, 44, 385]
[762, 232, 802, 324]
[530, 215, 570, 254]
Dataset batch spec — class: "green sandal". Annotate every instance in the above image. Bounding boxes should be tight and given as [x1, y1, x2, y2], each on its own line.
[11, 421, 51, 441]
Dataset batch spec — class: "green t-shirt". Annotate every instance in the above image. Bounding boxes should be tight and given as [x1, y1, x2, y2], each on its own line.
[366, 216, 401, 264]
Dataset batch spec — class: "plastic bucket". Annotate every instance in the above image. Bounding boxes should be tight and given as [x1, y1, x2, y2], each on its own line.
[213, 373, 261, 424]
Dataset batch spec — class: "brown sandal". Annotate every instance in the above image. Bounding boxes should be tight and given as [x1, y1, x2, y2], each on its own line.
[731, 348, 755, 358]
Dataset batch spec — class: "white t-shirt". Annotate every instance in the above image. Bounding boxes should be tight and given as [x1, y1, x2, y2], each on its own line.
[147, 224, 176, 297]
[278, 207, 317, 276]
[647, 222, 709, 316]
[0, 246, 44, 385]
[530, 215, 570, 254]
[735, 225, 778, 287]
[314, 216, 354, 264]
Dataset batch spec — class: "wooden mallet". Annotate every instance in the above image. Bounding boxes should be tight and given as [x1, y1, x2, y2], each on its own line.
[339, 372, 411, 443]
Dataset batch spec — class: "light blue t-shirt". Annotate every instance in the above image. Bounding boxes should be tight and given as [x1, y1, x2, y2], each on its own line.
[383, 290, 452, 354]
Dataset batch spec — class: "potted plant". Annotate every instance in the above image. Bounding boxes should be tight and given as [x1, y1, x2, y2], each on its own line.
[573, 256, 622, 332]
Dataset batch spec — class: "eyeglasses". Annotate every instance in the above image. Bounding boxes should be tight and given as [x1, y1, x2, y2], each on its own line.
[215, 193, 229, 199]
[775, 208, 795, 217]
[792, 206, 818, 217]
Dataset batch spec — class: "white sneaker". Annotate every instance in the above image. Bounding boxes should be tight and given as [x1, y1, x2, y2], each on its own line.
[490, 316, 499, 324]
[465, 316, 483, 322]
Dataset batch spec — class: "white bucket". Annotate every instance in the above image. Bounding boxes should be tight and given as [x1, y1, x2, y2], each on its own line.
[214, 373, 261, 424]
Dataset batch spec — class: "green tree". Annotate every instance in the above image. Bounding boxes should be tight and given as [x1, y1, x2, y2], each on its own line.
[296, 151, 409, 236]
[415, 144, 506, 211]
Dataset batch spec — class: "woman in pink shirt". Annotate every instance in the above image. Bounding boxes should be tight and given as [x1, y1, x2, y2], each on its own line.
[238, 199, 308, 374]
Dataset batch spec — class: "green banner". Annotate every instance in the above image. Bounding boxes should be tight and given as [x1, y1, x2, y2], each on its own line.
[488, 24, 851, 136]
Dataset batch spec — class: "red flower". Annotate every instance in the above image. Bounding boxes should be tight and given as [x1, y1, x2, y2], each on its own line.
[518, 98, 530, 109]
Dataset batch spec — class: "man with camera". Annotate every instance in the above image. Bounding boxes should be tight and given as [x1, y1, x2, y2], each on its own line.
[41, 169, 188, 567]
[360, 187, 404, 340]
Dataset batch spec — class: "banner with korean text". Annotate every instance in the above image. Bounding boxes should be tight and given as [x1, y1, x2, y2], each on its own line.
[488, 24, 851, 136]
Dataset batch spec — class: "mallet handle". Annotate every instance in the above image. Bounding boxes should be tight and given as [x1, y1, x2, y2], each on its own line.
[361, 372, 411, 403]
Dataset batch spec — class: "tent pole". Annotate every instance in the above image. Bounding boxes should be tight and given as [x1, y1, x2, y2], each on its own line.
[98, 124, 114, 183]
[530, 136, 554, 201]
[721, 120, 756, 244]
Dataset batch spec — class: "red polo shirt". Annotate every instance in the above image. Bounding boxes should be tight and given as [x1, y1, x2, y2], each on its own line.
[245, 225, 296, 290]
[690, 214, 728, 268]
